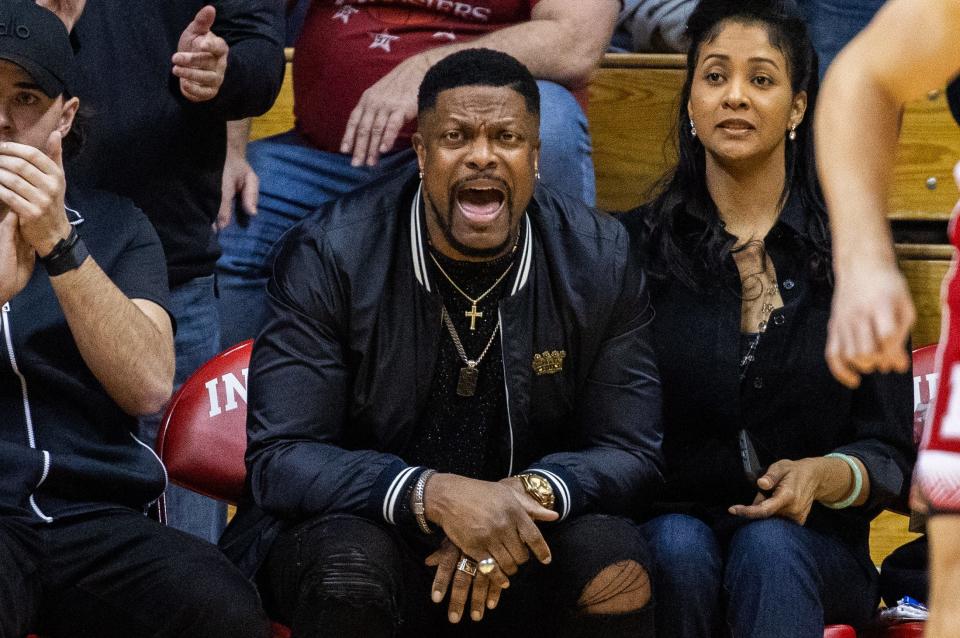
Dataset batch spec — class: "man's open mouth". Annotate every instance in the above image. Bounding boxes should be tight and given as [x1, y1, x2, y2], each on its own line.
[456, 182, 506, 224]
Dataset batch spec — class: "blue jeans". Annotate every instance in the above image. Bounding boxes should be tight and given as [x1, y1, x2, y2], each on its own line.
[140, 275, 227, 543]
[640, 514, 878, 638]
[216, 80, 594, 348]
[799, 0, 885, 78]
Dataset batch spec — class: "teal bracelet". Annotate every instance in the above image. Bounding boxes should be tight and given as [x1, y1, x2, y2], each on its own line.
[823, 453, 863, 510]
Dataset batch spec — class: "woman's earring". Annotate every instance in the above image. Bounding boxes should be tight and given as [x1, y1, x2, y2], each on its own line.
[788, 124, 797, 141]
[535, 165, 541, 180]
[419, 169, 424, 179]
[690, 118, 698, 138]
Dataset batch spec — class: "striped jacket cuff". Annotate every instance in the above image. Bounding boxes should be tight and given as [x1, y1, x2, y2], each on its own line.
[367, 461, 423, 525]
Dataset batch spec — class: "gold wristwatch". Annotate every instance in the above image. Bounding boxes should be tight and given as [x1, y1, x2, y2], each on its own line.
[515, 473, 555, 511]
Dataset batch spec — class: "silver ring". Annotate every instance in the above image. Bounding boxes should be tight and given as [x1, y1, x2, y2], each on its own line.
[456, 557, 478, 576]
[478, 557, 497, 575]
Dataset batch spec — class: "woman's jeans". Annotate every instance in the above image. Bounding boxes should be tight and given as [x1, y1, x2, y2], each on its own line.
[640, 513, 878, 638]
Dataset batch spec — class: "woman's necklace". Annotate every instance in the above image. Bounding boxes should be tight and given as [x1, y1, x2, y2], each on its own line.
[734, 243, 781, 380]
[739, 274, 779, 379]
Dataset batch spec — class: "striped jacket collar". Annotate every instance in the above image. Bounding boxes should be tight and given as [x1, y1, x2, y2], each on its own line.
[409, 182, 532, 295]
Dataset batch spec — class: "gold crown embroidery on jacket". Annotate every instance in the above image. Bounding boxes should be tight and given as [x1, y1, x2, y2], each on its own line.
[532, 350, 566, 376]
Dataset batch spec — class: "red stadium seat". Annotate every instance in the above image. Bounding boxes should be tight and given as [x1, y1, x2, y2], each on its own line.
[156, 340, 253, 509]
[862, 621, 926, 637]
[824, 625, 857, 638]
[156, 340, 291, 638]
[270, 622, 292, 638]
[882, 622, 925, 636]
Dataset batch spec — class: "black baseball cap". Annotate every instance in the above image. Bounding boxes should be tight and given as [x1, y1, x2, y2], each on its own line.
[0, 0, 74, 97]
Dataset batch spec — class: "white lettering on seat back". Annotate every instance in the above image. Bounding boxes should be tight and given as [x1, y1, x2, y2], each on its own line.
[205, 368, 250, 417]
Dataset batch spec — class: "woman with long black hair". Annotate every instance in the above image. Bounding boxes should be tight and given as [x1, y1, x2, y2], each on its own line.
[620, 1, 914, 635]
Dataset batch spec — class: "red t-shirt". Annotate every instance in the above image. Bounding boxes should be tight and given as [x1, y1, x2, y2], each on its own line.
[293, 0, 539, 153]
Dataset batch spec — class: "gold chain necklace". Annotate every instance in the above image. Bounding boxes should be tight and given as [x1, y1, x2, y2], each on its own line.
[428, 253, 515, 331]
[441, 305, 500, 397]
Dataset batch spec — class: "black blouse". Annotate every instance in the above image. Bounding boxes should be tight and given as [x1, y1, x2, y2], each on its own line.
[621, 195, 915, 570]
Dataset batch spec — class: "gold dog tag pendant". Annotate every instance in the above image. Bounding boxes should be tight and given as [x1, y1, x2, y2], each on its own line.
[457, 362, 478, 397]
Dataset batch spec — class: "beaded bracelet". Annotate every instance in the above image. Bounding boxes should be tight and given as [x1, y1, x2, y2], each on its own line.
[823, 453, 863, 510]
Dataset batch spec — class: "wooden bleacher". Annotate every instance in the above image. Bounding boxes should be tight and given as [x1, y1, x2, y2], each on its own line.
[251, 51, 958, 565]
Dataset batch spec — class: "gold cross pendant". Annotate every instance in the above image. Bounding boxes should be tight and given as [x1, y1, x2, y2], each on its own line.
[465, 304, 483, 331]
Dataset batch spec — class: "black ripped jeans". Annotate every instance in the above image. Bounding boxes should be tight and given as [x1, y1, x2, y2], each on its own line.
[258, 513, 654, 638]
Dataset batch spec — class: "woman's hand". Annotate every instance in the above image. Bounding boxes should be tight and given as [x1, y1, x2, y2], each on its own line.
[729, 456, 861, 525]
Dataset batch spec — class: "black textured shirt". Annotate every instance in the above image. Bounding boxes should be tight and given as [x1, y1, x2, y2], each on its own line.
[401, 241, 522, 482]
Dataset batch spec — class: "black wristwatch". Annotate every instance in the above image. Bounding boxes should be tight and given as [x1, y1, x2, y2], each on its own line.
[40, 227, 89, 276]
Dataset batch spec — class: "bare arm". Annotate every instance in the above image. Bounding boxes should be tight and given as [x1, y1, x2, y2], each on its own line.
[0, 133, 173, 416]
[217, 118, 258, 230]
[50, 261, 174, 416]
[425, 0, 619, 90]
[341, 0, 620, 166]
[815, 0, 960, 387]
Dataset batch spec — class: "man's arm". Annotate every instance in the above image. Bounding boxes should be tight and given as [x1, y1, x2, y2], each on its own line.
[50, 263, 174, 416]
[524, 224, 663, 520]
[217, 118, 258, 230]
[817, 5, 960, 635]
[815, 0, 960, 388]
[0, 134, 173, 416]
[193, 0, 285, 119]
[342, 0, 620, 167]
[244, 224, 422, 522]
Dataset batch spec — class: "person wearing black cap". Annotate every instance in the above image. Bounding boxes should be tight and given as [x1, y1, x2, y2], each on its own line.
[31, 0, 285, 544]
[0, 3, 269, 636]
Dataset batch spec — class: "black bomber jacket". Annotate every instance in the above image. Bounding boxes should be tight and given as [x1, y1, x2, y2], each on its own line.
[220, 166, 664, 576]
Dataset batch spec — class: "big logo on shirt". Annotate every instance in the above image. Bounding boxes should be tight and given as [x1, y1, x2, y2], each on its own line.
[334, 0, 494, 22]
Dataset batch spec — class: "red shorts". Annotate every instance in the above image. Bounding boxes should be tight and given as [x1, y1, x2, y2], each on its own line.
[916, 213, 960, 512]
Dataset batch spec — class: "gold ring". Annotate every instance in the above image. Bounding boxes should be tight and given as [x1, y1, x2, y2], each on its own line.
[456, 557, 478, 576]
[478, 558, 497, 575]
